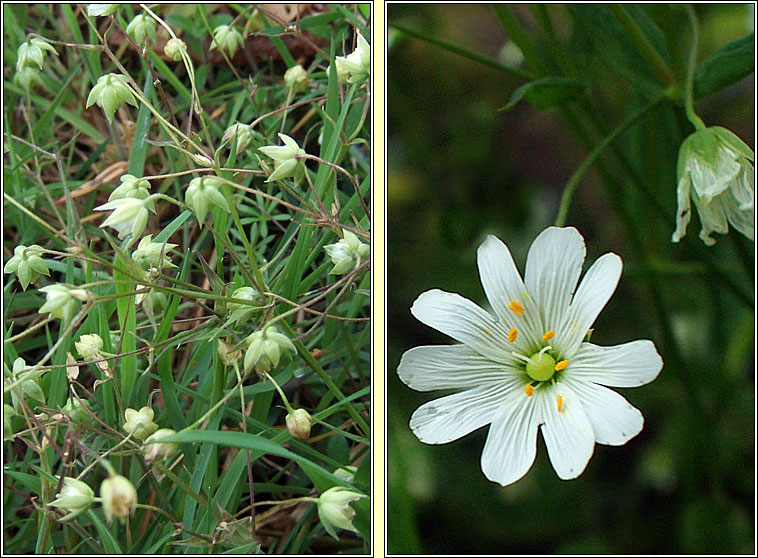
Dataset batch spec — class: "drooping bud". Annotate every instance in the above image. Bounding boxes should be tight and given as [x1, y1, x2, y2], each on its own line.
[185, 175, 231, 227]
[125, 13, 156, 46]
[334, 33, 370, 84]
[164, 37, 187, 61]
[109, 174, 151, 201]
[324, 230, 370, 274]
[209, 25, 244, 57]
[100, 474, 137, 522]
[243, 326, 296, 378]
[284, 64, 309, 93]
[315, 486, 365, 539]
[258, 133, 307, 184]
[75, 333, 104, 362]
[85, 73, 138, 123]
[39, 284, 86, 323]
[143, 428, 179, 464]
[16, 36, 57, 72]
[227, 286, 263, 325]
[4, 244, 50, 290]
[286, 408, 313, 440]
[94, 196, 154, 241]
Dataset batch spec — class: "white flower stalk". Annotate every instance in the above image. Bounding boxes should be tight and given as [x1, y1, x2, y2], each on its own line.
[50, 477, 95, 521]
[39, 284, 86, 323]
[164, 37, 187, 61]
[335, 33, 370, 84]
[143, 428, 179, 464]
[16, 37, 56, 71]
[258, 133, 306, 183]
[243, 326, 296, 378]
[123, 406, 158, 441]
[286, 408, 313, 440]
[397, 227, 663, 486]
[132, 235, 177, 270]
[316, 486, 365, 539]
[185, 175, 231, 227]
[85, 73, 138, 124]
[75, 334, 104, 362]
[324, 230, 370, 274]
[109, 174, 151, 201]
[14, 66, 41, 90]
[100, 474, 137, 522]
[125, 13, 156, 46]
[284, 64, 309, 92]
[227, 286, 263, 325]
[4, 244, 50, 290]
[672, 126, 754, 246]
[87, 4, 119, 17]
[210, 25, 244, 57]
[94, 196, 154, 240]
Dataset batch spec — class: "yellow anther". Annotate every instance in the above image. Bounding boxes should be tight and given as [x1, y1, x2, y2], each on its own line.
[507, 300, 525, 317]
[554, 360, 569, 371]
[557, 394, 564, 413]
[542, 330, 555, 341]
[508, 328, 518, 342]
[524, 385, 534, 397]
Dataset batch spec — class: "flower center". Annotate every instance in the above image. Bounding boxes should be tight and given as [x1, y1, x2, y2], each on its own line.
[525, 349, 556, 381]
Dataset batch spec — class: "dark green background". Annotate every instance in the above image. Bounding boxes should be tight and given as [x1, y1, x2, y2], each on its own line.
[387, 4, 754, 554]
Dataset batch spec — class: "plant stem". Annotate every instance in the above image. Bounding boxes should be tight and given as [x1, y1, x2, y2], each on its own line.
[683, 5, 706, 130]
[555, 95, 664, 227]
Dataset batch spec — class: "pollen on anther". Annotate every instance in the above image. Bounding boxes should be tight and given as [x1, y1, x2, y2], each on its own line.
[524, 385, 534, 397]
[507, 300, 525, 317]
[555, 360, 569, 371]
[557, 394, 564, 412]
[542, 330, 555, 340]
[508, 328, 518, 342]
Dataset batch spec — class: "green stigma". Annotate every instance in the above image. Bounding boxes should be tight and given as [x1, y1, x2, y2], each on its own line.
[525, 350, 556, 382]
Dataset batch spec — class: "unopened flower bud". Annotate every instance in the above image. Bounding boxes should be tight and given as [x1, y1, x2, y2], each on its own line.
[143, 428, 179, 464]
[286, 408, 312, 440]
[284, 64, 309, 92]
[75, 334, 104, 361]
[63, 396, 93, 425]
[100, 474, 137, 522]
[222, 123, 261, 155]
[50, 477, 95, 521]
[210, 25, 244, 57]
[123, 406, 158, 441]
[316, 486, 365, 539]
[85, 73, 138, 123]
[110, 174, 151, 201]
[4, 244, 50, 290]
[333, 466, 357, 484]
[164, 37, 187, 61]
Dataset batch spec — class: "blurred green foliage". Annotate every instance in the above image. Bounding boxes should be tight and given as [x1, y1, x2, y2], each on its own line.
[387, 4, 754, 554]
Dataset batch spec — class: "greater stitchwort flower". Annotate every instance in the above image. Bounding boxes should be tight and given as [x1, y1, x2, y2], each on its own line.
[672, 126, 754, 246]
[50, 477, 95, 521]
[324, 230, 370, 274]
[397, 227, 663, 486]
[4, 244, 50, 290]
[39, 284, 88, 323]
[258, 133, 307, 184]
[86, 73, 138, 123]
[315, 487, 365, 539]
[210, 25, 244, 57]
[335, 33, 370, 84]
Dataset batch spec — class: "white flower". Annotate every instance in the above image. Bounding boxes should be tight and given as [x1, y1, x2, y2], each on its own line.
[335, 33, 370, 84]
[85, 73, 138, 123]
[672, 126, 754, 246]
[39, 284, 87, 322]
[324, 230, 370, 274]
[397, 227, 663, 486]
[316, 486, 365, 539]
[4, 244, 50, 290]
[243, 326, 296, 378]
[50, 477, 95, 521]
[131, 235, 177, 270]
[258, 133, 306, 183]
[286, 408, 313, 440]
[87, 4, 119, 17]
[109, 174, 151, 201]
[75, 333, 104, 361]
[94, 197, 153, 240]
[185, 175, 231, 227]
[209, 25, 244, 57]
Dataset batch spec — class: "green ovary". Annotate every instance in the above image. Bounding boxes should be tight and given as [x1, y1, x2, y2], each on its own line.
[525, 351, 555, 382]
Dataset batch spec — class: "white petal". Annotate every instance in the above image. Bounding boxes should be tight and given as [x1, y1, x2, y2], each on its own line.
[568, 340, 663, 387]
[524, 227, 585, 331]
[480, 385, 541, 486]
[476, 235, 544, 349]
[563, 378, 643, 445]
[557, 252, 622, 357]
[409, 382, 512, 444]
[539, 383, 595, 480]
[397, 344, 516, 392]
[411, 289, 511, 364]
[671, 174, 692, 243]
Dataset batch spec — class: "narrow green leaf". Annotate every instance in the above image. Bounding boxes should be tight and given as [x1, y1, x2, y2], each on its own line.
[694, 33, 754, 99]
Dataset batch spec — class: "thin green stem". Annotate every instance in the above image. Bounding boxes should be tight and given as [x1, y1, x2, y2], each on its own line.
[608, 5, 675, 86]
[555, 95, 664, 227]
[264, 371, 294, 414]
[683, 5, 706, 130]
